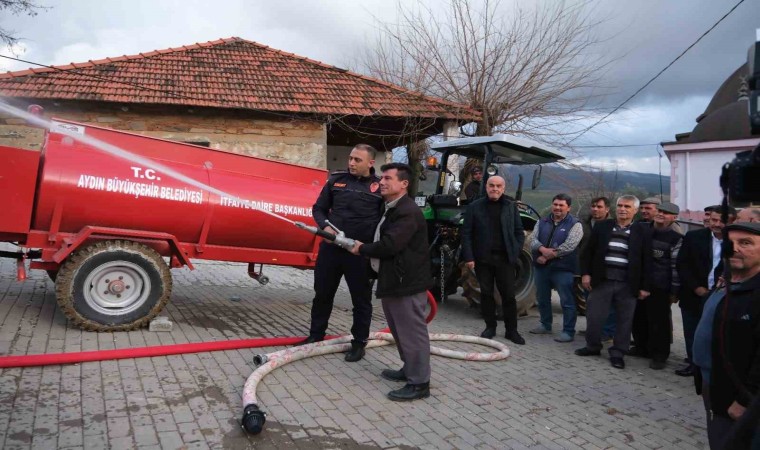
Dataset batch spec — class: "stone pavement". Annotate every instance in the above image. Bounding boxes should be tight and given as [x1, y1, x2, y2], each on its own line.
[0, 255, 708, 449]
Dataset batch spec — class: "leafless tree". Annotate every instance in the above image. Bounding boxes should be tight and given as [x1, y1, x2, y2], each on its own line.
[360, 0, 612, 145]
[0, 0, 47, 49]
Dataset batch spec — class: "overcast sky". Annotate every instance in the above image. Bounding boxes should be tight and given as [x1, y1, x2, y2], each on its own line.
[1, 0, 758, 174]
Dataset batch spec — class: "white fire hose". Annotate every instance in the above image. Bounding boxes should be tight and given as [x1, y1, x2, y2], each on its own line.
[241, 331, 510, 434]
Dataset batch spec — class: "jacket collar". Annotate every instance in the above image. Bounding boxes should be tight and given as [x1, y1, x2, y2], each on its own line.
[346, 166, 377, 181]
[731, 271, 760, 292]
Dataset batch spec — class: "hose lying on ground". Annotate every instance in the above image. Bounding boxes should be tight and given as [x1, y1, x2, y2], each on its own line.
[241, 331, 511, 435]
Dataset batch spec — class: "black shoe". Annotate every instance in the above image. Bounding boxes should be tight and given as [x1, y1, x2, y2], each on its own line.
[574, 347, 601, 356]
[480, 327, 496, 339]
[344, 341, 366, 362]
[505, 331, 525, 345]
[675, 364, 695, 377]
[381, 368, 407, 382]
[610, 357, 625, 369]
[649, 360, 666, 370]
[294, 335, 323, 346]
[388, 383, 430, 402]
[627, 346, 649, 358]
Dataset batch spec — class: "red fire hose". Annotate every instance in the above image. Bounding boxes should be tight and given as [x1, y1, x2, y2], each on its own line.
[0, 291, 437, 368]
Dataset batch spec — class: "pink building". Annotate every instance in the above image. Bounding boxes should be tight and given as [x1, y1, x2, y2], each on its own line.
[663, 63, 759, 222]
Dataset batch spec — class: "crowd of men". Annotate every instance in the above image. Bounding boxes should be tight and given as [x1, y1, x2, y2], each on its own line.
[297, 145, 760, 447]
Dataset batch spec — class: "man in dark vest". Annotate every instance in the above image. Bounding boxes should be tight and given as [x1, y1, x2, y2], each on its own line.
[528, 193, 583, 342]
[630, 202, 683, 370]
[461, 175, 526, 345]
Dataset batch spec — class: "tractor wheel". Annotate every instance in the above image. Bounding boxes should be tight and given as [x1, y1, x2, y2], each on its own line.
[55, 240, 172, 331]
[574, 276, 587, 316]
[459, 247, 537, 318]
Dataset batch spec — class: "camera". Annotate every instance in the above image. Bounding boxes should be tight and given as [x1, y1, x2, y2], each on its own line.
[720, 31, 760, 203]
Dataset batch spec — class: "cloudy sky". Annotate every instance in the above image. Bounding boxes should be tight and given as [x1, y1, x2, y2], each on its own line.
[1, 0, 758, 174]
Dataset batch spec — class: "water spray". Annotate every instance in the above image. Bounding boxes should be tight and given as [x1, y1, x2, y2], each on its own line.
[0, 100, 301, 228]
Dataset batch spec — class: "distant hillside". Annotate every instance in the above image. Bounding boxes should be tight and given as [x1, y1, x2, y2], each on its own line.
[501, 164, 669, 196]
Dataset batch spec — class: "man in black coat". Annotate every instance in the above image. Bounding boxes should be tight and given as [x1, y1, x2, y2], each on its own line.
[692, 222, 760, 449]
[352, 163, 433, 402]
[575, 195, 653, 369]
[675, 207, 736, 376]
[300, 144, 383, 362]
[461, 175, 526, 345]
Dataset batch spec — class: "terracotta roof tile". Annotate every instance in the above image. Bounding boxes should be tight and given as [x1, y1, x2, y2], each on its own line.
[0, 37, 476, 120]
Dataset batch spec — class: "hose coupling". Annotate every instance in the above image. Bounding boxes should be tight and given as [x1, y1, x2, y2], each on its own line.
[252, 354, 268, 366]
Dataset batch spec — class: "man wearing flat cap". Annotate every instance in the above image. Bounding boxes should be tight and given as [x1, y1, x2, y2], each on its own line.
[464, 166, 484, 202]
[638, 197, 661, 223]
[692, 222, 760, 449]
[703, 205, 719, 228]
[630, 202, 683, 369]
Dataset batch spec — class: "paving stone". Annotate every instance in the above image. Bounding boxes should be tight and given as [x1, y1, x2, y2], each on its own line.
[0, 256, 709, 449]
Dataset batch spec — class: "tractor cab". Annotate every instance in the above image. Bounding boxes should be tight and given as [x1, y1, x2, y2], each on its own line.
[417, 134, 564, 227]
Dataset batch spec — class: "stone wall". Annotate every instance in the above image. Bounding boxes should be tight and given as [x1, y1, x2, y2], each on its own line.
[0, 101, 327, 168]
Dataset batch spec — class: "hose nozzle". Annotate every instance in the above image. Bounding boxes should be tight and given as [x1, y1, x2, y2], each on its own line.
[294, 221, 356, 251]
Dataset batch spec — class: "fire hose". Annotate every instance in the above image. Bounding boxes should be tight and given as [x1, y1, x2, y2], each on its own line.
[0, 291, 509, 437]
[240, 292, 511, 435]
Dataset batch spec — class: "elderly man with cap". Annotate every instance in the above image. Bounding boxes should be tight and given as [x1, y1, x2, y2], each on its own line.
[737, 206, 760, 223]
[464, 166, 484, 202]
[692, 221, 760, 449]
[630, 202, 683, 369]
[638, 197, 661, 223]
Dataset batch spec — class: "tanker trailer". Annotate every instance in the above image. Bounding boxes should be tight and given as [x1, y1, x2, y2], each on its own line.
[0, 119, 327, 331]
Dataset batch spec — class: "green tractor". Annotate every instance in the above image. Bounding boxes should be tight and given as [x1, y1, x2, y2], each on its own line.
[415, 134, 564, 315]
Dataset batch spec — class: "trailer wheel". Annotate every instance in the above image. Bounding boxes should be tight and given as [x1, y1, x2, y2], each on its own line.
[55, 240, 172, 331]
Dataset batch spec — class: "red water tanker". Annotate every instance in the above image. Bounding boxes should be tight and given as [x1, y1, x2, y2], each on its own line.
[0, 118, 327, 331]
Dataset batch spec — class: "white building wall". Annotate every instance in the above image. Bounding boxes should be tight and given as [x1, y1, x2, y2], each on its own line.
[665, 138, 760, 221]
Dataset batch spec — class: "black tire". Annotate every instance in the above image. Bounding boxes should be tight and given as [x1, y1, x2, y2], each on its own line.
[55, 240, 172, 331]
[574, 277, 587, 316]
[459, 245, 537, 318]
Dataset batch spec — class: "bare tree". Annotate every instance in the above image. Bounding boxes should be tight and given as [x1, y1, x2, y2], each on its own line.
[360, 0, 611, 143]
[0, 0, 47, 49]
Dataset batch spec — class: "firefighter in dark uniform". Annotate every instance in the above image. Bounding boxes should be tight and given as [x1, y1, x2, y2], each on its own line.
[297, 144, 383, 362]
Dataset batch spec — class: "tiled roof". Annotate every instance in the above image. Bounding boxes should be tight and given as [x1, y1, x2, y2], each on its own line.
[0, 37, 478, 121]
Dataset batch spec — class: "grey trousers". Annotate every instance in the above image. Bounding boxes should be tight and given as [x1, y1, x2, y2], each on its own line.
[381, 291, 431, 385]
[584, 280, 637, 358]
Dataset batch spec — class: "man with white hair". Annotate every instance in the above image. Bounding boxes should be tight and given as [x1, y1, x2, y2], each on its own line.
[462, 175, 526, 345]
[575, 195, 653, 370]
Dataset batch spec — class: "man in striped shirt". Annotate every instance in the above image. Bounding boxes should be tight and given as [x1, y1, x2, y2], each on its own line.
[575, 195, 653, 369]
